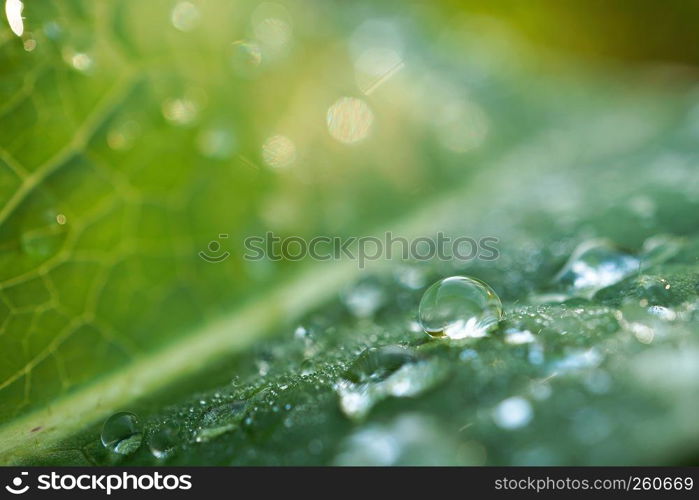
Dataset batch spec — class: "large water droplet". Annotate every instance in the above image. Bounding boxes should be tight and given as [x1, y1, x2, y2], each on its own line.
[418, 276, 502, 339]
[334, 345, 448, 420]
[101, 412, 143, 455]
[554, 239, 639, 296]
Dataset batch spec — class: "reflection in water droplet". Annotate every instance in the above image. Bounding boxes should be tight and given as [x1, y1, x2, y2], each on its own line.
[230, 40, 262, 75]
[418, 276, 502, 339]
[171, 1, 200, 32]
[197, 127, 235, 159]
[326, 97, 374, 144]
[55, 214, 67, 225]
[334, 346, 448, 420]
[554, 239, 639, 296]
[493, 397, 533, 430]
[149, 423, 179, 459]
[162, 98, 198, 126]
[5, 0, 24, 37]
[195, 401, 247, 442]
[262, 134, 296, 168]
[101, 412, 143, 455]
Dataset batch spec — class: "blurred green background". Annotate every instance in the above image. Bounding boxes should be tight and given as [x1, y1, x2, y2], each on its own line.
[0, 0, 698, 465]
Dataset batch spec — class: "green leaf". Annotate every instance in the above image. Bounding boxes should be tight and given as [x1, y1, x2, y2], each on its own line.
[1, 0, 698, 465]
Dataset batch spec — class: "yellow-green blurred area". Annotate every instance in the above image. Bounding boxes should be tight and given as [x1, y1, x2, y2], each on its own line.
[1, 0, 699, 465]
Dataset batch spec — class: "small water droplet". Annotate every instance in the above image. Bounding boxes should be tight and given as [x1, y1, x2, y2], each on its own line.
[300, 359, 314, 376]
[148, 423, 179, 459]
[555, 239, 639, 296]
[334, 345, 448, 420]
[418, 276, 502, 339]
[194, 401, 247, 442]
[493, 397, 533, 430]
[101, 412, 143, 455]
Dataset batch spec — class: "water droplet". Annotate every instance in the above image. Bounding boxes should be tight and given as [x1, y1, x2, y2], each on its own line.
[5, 0, 24, 37]
[171, 1, 200, 32]
[194, 401, 247, 442]
[334, 346, 448, 420]
[554, 239, 639, 296]
[197, 127, 235, 159]
[55, 214, 67, 225]
[148, 423, 179, 459]
[101, 412, 143, 455]
[326, 97, 374, 144]
[230, 40, 262, 76]
[493, 397, 533, 430]
[261, 134, 296, 168]
[300, 359, 314, 376]
[418, 276, 502, 339]
[162, 98, 198, 126]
